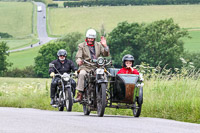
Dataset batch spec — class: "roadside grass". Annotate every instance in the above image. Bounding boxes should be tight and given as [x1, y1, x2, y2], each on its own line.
[0, 74, 199, 123]
[48, 5, 200, 36]
[8, 45, 42, 69]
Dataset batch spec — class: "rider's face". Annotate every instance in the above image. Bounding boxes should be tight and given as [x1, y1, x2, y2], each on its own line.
[125, 61, 132, 68]
[87, 38, 95, 45]
[59, 55, 66, 60]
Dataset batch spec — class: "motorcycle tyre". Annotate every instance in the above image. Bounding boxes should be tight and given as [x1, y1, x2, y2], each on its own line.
[97, 83, 106, 117]
[65, 88, 73, 112]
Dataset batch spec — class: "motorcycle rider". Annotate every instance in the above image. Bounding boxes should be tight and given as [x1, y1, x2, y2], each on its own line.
[49, 49, 77, 105]
[75, 29, 110, 102]
[117, 54, 139, 75]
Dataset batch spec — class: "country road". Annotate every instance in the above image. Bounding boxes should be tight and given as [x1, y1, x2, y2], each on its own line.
[0, 107, 199, 133]
[7, 2, 56, 53]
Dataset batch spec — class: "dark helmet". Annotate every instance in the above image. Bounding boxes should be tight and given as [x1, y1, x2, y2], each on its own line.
[122, 54, 134, 67]
[57, 49, 67, 57]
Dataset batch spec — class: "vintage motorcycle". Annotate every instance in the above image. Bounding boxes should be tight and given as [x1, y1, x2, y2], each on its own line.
[49, 63, 75, 112]
[80, 57, 111, 117]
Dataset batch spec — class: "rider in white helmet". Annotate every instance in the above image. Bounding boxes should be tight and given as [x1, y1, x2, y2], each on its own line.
[74, 28, 110, 102]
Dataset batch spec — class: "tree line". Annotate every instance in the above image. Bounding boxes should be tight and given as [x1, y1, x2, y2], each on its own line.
[63, 0, 200, 7]
[1, 19, 200, 77]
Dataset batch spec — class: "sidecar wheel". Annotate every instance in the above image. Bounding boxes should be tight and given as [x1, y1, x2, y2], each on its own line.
[65, 88, 73, 112]
[97, 83, 106, 117]
[132, 87, 143, 117]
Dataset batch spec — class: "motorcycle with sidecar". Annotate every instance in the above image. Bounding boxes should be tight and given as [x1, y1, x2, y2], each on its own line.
[78, 57, 144, 117]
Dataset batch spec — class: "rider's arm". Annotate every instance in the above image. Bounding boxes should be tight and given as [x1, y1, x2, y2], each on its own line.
[70, 60, 78, 72]
[75, 44, 83, 66]
[100, 42, 110, 57]
[132, 69, 139, 75]
[49, 61, 56, 74]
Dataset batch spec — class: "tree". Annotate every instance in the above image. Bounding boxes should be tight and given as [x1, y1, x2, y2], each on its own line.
[108, 19, 189, 68]
[0, 42, 12, 76]
[139, 19, 189, 68]
[107, 21, 144, 67]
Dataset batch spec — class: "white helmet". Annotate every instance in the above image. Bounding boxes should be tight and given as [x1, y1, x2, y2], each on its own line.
[86, 29, 96, 39]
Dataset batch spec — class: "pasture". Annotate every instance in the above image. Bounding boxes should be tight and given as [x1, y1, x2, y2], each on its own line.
[0, 2, 38, 50]
[0, 2, 33, 37]
[48, 5, 200, 35]
[0, 74, 199, 123]
[8, 45, 42, 69]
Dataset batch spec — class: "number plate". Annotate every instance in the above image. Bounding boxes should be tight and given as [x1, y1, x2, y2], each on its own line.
[96, 68, 104, 74]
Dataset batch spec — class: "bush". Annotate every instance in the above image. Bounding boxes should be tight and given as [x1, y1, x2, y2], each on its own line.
[4, 66, 36, 78]
[63, 0, 200, 7]
[48, 3, 58, 7]
[0, 32, 12, 38]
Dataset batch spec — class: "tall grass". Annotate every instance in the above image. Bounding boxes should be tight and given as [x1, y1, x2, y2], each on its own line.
[0, 63, 200, 123]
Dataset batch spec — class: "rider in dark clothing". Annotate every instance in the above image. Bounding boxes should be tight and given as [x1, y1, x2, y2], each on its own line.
[49, 49, 77, 105]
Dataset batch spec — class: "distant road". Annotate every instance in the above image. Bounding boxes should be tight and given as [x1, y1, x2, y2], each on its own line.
[7, 2, 56, 53]
[0, 107, 200, 133]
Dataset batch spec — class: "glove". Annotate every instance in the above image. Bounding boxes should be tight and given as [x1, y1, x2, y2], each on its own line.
[74, 71, 78, 77]
[50, 72, 55, 78]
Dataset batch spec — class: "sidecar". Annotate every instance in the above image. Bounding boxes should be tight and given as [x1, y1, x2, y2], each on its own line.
[107, 68, 143, 117]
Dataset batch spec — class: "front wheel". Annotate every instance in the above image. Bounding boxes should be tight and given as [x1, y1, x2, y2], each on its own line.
[65, 88, 73, 112]
[132, 87, 143, 117]
[97, 83, 107, 117]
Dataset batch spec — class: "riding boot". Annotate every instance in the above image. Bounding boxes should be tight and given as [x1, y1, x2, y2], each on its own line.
[74, 91, 83, 102]
[50, 98, 55, 105]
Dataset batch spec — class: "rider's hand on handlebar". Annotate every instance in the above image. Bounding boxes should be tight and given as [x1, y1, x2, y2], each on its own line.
[78, 60, 83, 66]
[74, 71, 78, 76]
[50, 72, 55, 78]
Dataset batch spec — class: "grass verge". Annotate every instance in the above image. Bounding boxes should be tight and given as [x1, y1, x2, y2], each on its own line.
[0, 76, 199, 123]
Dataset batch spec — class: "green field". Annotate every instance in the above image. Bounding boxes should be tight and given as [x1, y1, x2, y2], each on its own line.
[8, 45, 42, 69]
[0, 2, 38, 50]
[183, 30, 200, 52]
[0, 74, 199, 123]
[48, 5, 200, 35]
[0, 2, 33, 37]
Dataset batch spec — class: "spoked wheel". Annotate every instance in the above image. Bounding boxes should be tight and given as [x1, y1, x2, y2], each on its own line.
[97, 83, 107, 117]
[82, 90, 91, 115]
[132, 87, 143, 117]
[65, 88, 73, 112]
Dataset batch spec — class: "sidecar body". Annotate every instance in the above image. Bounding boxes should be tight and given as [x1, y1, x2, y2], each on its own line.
[107, 68, 143, 117]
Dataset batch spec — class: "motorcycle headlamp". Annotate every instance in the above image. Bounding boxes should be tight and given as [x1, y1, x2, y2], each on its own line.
[62, 73, 70, 81]
[97, 57, 104, 66]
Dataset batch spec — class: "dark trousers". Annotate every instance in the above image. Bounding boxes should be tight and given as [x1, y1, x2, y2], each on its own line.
[50, 77, 76, 98]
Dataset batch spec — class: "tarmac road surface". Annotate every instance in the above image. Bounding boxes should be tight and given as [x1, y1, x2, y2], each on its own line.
[0, 107, 199, 133]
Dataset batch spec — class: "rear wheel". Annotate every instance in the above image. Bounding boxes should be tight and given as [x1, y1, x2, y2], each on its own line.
[97, 83, 106, 117]
[132, 87, 143, 117]
[65, 88, 73, 112]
